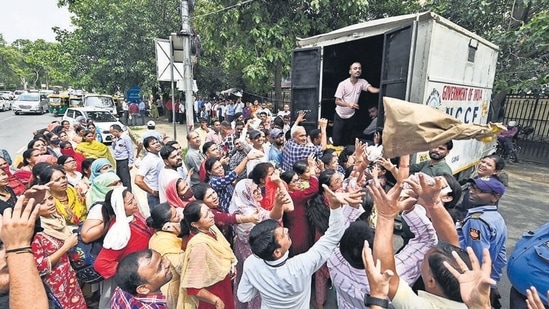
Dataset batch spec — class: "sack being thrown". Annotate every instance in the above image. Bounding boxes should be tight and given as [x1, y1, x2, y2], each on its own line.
[382, 97, 506, 158]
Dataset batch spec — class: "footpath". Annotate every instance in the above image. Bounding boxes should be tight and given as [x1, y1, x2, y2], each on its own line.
[127, 116, 190, 148]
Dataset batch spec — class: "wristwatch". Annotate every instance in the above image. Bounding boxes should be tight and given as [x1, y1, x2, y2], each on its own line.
[364, 293, 389, 308]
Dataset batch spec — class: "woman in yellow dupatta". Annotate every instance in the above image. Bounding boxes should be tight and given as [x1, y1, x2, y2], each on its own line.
[75, 130, 116, 168]
[38, 165, 87, 227]
[178, 201, 237, 309]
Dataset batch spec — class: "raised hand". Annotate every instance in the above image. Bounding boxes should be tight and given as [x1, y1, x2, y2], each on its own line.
[0, 196, 41, 250]
[443, 247, 495, 309]
[322, 184, 365, 209]
[403, 173, 448, 209]
[362, 240, 393, 299]
[367, 180, 416, 219]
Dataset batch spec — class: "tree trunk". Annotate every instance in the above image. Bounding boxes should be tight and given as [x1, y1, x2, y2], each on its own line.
[274, 63, 282, 113]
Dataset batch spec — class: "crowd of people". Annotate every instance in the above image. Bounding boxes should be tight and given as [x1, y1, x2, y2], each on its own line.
[0, 91, 546, 309]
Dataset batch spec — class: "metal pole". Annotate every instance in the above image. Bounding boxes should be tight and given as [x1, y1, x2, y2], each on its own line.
[181, 0, 195, 132]
[170, 35, 177, 139]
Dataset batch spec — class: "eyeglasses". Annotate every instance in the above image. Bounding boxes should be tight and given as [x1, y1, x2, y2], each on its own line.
[64, 160, 76, 164]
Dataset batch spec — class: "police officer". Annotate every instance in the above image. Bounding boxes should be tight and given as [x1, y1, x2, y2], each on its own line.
[457, 177, 507, 308]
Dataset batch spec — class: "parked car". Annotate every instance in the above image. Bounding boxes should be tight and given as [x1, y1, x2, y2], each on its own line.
[12, 93, 49, 115]
[0, 96, 11, 111]
[62, 107, 126, 144]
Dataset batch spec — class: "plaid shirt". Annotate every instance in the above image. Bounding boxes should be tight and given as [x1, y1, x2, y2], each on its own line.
[110, 287, 167, 309]
[282, 139, 322, 171]
[220, 133, 236, 154]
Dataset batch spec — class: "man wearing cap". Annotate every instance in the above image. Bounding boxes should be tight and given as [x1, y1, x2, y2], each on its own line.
[268, 128, 285, 168]
[458, 176, 507, 308]
[136, 121, 164, 158]
[196, 118, 211, 148]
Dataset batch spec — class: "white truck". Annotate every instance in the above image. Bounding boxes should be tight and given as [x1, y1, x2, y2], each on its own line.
[290, 11, 499, 178]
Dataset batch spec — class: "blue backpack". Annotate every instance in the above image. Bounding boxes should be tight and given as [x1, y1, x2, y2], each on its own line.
[507, 221, 549, 304]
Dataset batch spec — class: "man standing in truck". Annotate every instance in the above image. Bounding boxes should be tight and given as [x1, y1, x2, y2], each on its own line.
[333, 62, 379, 146]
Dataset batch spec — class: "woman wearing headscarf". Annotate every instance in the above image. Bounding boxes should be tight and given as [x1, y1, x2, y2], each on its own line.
[229, 179, 291, 309]
[38, 165, 87, 227]
[94, 186, 153, 307]
[75, 130, 116, 168]
[89, 158, 114, 184]
[31, 189, 86, 308]
[165, 177, 196, 208]
[86, 172, 122, 209]
[178, 201, 237, 309]
[59, 140, 86, 172]
[147, 203, 184, 308]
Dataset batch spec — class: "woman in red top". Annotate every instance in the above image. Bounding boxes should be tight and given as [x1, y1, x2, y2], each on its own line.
[94, 187, 153, 308]
[280, 156, 318, 257]
[32, 189, 86, 308]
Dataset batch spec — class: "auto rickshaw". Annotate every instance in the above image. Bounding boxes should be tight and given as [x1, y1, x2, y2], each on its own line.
[48, 92, 70, 116]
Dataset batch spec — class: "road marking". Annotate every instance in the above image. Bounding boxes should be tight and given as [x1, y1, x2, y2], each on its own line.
[0, 115, 15, 123]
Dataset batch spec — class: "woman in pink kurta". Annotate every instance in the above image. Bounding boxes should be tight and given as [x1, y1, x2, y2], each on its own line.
[32, 190, 86, 308]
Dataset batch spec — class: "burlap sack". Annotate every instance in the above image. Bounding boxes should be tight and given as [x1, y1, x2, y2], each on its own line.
[382, 97, 506, 158]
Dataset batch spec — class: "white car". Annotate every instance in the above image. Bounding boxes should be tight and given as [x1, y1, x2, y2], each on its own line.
[62, 107, 126, 144]
[12, 93, 49, 114]
[0, 97, 11, 112]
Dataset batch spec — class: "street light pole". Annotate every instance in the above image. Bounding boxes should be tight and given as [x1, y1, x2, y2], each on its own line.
[180, 0, 195, 131]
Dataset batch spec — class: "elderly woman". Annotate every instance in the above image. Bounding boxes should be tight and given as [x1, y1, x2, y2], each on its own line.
[165, 177, 196, 208]
[230, 179, 291, 309]
[31, 189, 86, 308]
[38, 165, 87, 227]
[205, 151, 262, 213]
[94, 187, 153, 308]
[75, 130, 116, 167]
[147, 203, 184, 308]
[178, 201, 237, 309]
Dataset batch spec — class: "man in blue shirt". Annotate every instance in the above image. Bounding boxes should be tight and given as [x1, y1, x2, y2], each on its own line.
[457, 176, 507, 308]
[268, 128, 284, 168]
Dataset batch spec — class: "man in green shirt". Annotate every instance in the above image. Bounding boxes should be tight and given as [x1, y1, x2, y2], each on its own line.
[410, 141, 453, 176]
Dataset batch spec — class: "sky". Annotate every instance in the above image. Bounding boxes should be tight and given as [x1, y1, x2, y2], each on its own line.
[1, 0, 73, 44]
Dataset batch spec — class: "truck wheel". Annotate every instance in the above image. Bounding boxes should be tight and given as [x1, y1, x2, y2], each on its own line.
[14, 111, 19, 115]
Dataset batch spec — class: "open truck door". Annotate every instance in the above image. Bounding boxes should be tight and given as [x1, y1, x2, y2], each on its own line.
[377, 23, 415, 129]
[290, 47, 321, 133]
